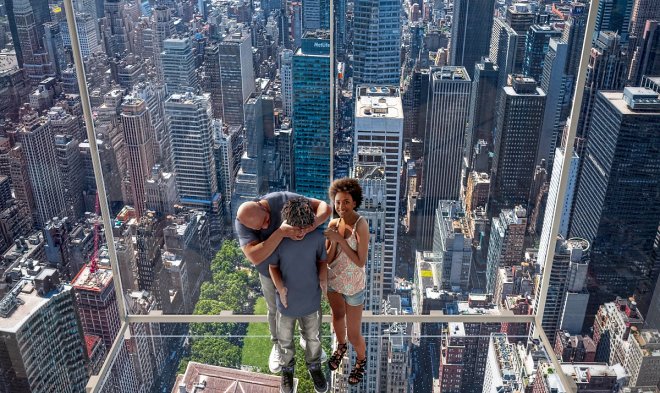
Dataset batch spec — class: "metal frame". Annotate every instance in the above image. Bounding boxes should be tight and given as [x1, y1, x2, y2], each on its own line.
[60, 0, 601, 390]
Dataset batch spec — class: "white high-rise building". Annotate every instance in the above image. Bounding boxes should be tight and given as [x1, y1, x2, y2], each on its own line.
[354, 86, 403, 294]
[164, 93, 218, 211]
[16, 112, 66, 227]
[433, 200, 472, 291]
[218, 30, 255, 126]
[161, 37, 199, 95]
[280, 50, 294, 118]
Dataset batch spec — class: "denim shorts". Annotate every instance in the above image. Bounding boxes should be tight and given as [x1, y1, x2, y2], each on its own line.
[328, 287, 365, 307]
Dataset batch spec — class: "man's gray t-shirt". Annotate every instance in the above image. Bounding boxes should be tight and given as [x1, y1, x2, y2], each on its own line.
[234, 191, 303, 277]
[269, 229, 327, 318]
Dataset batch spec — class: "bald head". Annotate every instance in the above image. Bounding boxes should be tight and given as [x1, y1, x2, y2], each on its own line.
[237, 200, 270, 230]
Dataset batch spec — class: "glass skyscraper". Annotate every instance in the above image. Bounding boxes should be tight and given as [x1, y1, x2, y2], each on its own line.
[292, 31, 331, 201]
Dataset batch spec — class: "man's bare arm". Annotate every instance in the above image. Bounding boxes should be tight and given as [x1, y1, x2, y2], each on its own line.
[242, 228, 286, 265]
[309, 198, 332, 231]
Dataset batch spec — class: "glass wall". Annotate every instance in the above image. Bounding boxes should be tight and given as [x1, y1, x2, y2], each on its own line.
[0, 0, 658, 391]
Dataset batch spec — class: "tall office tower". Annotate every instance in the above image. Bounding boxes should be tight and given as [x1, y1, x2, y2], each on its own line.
[486, 206, 526, 294]
[449, 0, 495, 79]
[627, 0, 660, 77]
[104, 0, 130, 55]
[132, 82, 169, 169]
[522, 25, 561, 82]
[536, 237, 590, 344]
[43, 22, 67, 76]
[152, 5, 174, 81]
[354, 86, 403, 294]
[482, 334, 525, 393]
[438, 320, 501, 393]
[5, 0, 50, 68]
[592, 297, 644, 365]
[467, 58, 498, 169]
[489, 76, 545, 214]
[74, 0, 98, 19]
[0, 271, 88, 392]
[54, 134, 85, 220]
[489, 18, 519, 89]
[561, 2, 588, 77]
[121, 97, 156, 216]
[292, 31, 330, 200]
[570, 88, 660, 319]
[16, 112, 66, 228]
[505, 3, 536, 73]
[576, 31, 627, 155]
[595, 0, 634, 41]
[161, 37, 199, 95]
[214, 124, 243, 218]
[218, 30, 256, 126]
[232, 94, 265, 216]
[135, 214, 163, 306]
[433, 200, 472, 291]
[353, 0, 402, 85]
[302, 0, 329, 30]
[629, 20, 660, 85]
[60, 12, 102, 58]
[165, 93, 219, 212]
[12, 0, 55, 84]
[334, 0, 347, 59]
[538, 39, 571, 169]
[8, 145, 36, 226]
[416, 67, 471, 249]
[203, 43, 222, 118]
[280, 49, 294, 118]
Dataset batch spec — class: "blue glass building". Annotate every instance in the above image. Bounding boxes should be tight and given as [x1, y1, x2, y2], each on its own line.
[292, 31, 331, 201]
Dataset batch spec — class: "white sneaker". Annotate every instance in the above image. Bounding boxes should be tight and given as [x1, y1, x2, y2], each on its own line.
[269, 344, 282, 373]
[299, 337, 328, 363]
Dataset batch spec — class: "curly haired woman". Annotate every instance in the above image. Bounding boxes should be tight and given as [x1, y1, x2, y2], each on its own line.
[323, 178, 369, 385]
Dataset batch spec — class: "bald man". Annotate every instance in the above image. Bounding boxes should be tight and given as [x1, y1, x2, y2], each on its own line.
[235, 192, 331, 372]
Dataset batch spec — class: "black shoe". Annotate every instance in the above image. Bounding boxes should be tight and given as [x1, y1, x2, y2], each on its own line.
[280, 366, 294, 393]
[308, 363, 328, 393]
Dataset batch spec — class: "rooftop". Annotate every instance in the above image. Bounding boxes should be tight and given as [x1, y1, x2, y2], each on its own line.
[173, 362, 290, 393]
[72, 265, 113, 293]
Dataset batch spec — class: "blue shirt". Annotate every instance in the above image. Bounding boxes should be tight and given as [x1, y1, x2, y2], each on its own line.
[269, 230, 327, 317]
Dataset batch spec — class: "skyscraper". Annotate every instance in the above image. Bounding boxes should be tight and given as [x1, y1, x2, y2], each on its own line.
[16, 111, 67, 228]
[467, 58, 498, 169]
[416, 66, 471, 249]
[353, 0, 402, 85]
[505, 3, 536, 73]
[280, 49, 294, 118]
[594, 0, 634, 41]
[490, 76, 546, 214]
[449, 0, 495, 78]
[0, 270, 88, 392]
[103, 0, 130, 55]
[538, 38, 571, 169]
[11, 0, 55, 84]
[292, 31, 330, 200]
[570, 87, 660, 319]
[627, 0, 660, 74]
[54, 134, 84, 220]
[354, 85, 403, 294]
[489, 18, 519, 89]
[218, 30, 256, 126]
[561, 2, 589, 77]
[486, 206, 527, 294]
[433, 200, 472, 291]
[121, 97, 156, 216]
[628, 20, 660, 85]
[522, 25, 561, 83]
[576, 31, 627, 155]
[164, 93, 219, 211]
[302, 0, 329, 31]
[161, 37, 199, 95]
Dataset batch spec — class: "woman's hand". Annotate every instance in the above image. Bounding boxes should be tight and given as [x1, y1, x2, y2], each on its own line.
[324, 226, 343, 243]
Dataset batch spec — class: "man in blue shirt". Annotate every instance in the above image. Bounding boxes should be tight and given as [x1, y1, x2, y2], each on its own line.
[235, 192, 331, 372]
[268, 198, 328, 393]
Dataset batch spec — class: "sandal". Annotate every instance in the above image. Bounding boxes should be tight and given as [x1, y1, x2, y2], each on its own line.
[328, 343, 348, 371]
[348, 357, 367, 385]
